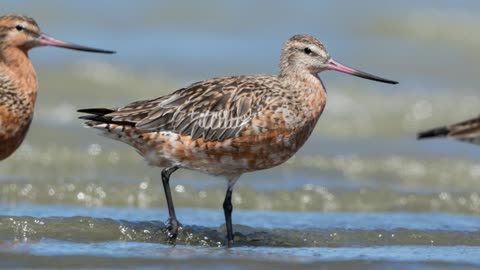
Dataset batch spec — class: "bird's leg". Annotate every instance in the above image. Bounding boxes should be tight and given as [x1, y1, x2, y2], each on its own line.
[223, 175, 240, 247]
[161, 166, 181, 241]
[223, 187, 234, 247]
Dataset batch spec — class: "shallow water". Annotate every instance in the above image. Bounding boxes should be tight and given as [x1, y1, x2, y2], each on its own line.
[1, 204, 479, 269]
[2, 1, 480, 269]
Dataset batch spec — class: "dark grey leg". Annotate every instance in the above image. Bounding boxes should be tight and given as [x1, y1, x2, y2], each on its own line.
[161, 166, 181, 240]
[223, 186, 234, 247]
[222, 175, 240, 247]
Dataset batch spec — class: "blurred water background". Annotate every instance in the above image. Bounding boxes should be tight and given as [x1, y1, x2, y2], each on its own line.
[1, 1, 480, 269]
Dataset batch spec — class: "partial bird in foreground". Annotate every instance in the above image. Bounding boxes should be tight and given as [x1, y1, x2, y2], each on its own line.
[78, 34, 398, 246]
[0, 14, 114, 161]
[418, 115, 480, 145]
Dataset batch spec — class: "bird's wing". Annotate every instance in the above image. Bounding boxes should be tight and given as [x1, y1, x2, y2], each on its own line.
[95, 76, 276, 141]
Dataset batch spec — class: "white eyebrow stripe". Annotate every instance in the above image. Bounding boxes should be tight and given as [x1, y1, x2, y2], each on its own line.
[310, 46, 327, 57]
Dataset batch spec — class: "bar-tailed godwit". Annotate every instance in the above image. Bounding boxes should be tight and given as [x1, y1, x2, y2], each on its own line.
[418, 116, 480, 144]
[0, 14, 114, 161]
[79, 34, 398, 246]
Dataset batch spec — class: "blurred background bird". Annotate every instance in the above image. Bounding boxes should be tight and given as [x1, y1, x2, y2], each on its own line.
[0, 14, 114, 161]
[418, 115, 480, 145]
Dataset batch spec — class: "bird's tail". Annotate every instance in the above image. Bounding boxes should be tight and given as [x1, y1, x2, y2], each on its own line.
[78, 108, 115, 125]
[78, 108, 149, 148]
[417, 126, 450, 140]
[78, 108, 134, 127]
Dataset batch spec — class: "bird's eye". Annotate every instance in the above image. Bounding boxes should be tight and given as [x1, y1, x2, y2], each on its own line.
[15, 25, 25, 32]
[303, 47, 312, 55]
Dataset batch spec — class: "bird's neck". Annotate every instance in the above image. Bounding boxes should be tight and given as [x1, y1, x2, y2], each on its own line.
[279, 68, 328, 124]
[280, 68, 327, 101]
[0, 47, 38, 95]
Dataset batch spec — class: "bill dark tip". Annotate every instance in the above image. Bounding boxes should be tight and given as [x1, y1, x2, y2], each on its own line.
[352, 70, 398, 85]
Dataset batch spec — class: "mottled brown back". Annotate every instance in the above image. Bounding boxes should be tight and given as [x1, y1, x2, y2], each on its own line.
[81, 75, 284, 141]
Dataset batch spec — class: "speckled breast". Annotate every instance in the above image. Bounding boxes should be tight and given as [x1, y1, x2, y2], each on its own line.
[0, 89, 36, 160]
[0, 113, 32, 160]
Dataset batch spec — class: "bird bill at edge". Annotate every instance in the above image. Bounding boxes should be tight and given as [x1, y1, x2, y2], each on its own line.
[37, 33, 115, 54]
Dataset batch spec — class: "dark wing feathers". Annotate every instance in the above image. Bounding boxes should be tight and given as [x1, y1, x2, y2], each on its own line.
[79, 75, 274, 141]
[418, 115, 480, 145]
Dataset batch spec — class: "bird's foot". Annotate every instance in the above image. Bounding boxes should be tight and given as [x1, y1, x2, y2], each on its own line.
[164, 218, 183, 242]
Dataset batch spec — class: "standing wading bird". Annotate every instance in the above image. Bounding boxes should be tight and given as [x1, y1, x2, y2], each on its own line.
[418, 115, 480, 144]
[0, 14, 114, 161]
[78, 34, 398, 247]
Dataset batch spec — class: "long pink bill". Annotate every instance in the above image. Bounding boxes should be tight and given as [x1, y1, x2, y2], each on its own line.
[327, 59, 398, 84]
[37, 33, 115, 54]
